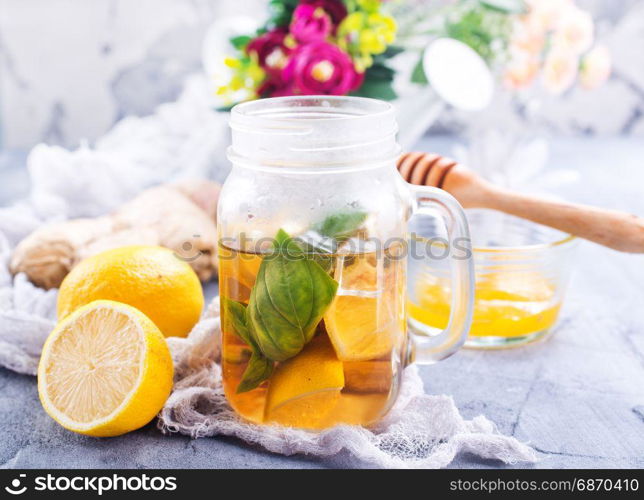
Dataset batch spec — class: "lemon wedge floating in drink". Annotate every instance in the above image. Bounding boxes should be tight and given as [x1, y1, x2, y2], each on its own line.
[324, 256, 397, 361]
[264, 335, 344, 429]
[38, 300, 174, 437]
[324, 295, 396, 362]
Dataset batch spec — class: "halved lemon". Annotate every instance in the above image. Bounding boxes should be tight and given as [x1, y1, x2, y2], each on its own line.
[264, 335, 344, 429]
[38, 300, 174, 437]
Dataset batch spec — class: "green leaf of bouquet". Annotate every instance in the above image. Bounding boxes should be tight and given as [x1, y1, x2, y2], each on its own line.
[382, 46, 405, 58]
[236, 351, 274, 393]
[351, 79, 398, 101]
[411, 54, 429, 85]
[365, 63, 395, 82]
[479, 0, 527, 14]
[229, 35, 251, 50]
[268, 0, 299, 27]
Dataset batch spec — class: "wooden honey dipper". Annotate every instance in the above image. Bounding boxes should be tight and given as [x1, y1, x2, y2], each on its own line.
[398, 152, 644, 253]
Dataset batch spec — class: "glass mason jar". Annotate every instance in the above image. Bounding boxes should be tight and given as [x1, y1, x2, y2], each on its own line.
[218, 96, 474, 429]
[408, 209, 578, 349]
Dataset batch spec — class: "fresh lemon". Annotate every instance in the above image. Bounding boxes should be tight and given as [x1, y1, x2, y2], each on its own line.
[324, 294, 396, 361]
[57, 245, 204, 337]
[38, 300, 174, 437]
[264, 335, 344, 429]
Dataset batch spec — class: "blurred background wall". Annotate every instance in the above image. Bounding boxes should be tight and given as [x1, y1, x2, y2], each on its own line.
[1, 0, 643, 150]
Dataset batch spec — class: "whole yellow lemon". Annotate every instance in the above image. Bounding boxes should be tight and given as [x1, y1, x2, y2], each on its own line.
[57, 246, 204, 337]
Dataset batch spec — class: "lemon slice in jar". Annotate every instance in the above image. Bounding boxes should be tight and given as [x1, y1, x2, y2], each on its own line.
[323, 255, 398, 362]
[324, 295, 396, 361]
[264, 335, 344, 429]
[38, 300, 174, 437]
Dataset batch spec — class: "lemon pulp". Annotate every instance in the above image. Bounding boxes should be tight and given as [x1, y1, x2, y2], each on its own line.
[38, 300, 174, 437]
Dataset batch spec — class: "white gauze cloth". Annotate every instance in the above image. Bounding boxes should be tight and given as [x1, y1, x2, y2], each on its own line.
[0, 75, 537, 468]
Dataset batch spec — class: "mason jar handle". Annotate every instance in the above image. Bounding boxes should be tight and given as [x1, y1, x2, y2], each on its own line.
[408, 185, 475, 364]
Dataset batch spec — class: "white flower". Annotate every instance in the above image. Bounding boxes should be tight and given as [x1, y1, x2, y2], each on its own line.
[580, 45, 611, 89]
[542, 47, 579, 95]
[553, 5, 594, 55]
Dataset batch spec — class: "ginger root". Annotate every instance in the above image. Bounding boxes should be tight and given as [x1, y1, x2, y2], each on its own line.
[10, 180, 221, 289]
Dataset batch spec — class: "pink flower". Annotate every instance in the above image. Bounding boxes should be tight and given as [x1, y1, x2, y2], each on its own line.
[580, 45, 611, 90]
[301, 0, 348, 29]
[503, 52, 539, 90]
[542, 47, 579, 95]
[290, 5, 332, 43]
[283, 41, 363, 95]
[247, 28, 291, 75]
[510, 17, 545, 57]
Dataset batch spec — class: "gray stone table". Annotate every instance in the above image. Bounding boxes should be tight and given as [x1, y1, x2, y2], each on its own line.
[1, 137, 643, 469]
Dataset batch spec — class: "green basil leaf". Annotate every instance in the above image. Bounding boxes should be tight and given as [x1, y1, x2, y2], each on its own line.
[249, 263, 307, 361]
[246, 230, 339, 362]
[304, 259, 338, 328]
[264, 256, 314, 329]
[222, 298, 256, 350]
[222, 299, 274, 393]
[236, 351, 274, 393]
[273, 228, 291, 247]
[315, 211, 368, 240]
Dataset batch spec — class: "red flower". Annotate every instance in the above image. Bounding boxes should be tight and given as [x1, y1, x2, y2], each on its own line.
[290, 4, 332, 43]
[302, 0, 348, 30]
[246, 28, 291, 75]
[258, 76, 293, 98]
[282, 41, 363, 96]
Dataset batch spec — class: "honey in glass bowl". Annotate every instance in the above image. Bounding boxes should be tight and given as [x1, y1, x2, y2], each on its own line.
[407, 209, 577, 348]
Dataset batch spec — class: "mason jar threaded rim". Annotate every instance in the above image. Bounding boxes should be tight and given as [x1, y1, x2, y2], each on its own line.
[228, 96, 401, 169]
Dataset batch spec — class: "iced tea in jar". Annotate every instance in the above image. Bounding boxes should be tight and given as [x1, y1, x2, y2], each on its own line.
[218, 96, 474, 429]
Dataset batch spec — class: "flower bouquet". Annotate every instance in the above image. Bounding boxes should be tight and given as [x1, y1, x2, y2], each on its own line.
[210, 0, 612, 150]
[215, 0, 399, 107]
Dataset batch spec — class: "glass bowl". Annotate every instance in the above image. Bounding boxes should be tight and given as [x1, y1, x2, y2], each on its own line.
[407, 209, 578, 349]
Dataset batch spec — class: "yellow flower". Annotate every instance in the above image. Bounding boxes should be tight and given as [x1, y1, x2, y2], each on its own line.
[357, 0, 381, 13]
[341, 12, 363, 32]
[337, 10, 397, 69]
[216, 54, 265, 105]
[224, 57, 241, 69]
